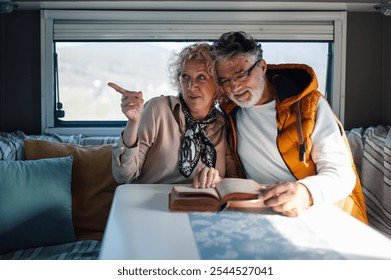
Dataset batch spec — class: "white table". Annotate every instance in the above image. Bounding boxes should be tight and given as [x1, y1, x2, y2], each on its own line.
[99, 184, 391, 260]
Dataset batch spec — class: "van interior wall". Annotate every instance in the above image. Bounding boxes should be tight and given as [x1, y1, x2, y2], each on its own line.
[382, 15, 391, 126]
[345, 12, 391, 130]
[0, 10, 390, 133]
[0, 11, 41, 134]
[345, 12, 382, 130]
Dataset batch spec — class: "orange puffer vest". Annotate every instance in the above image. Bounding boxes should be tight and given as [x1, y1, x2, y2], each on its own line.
[221, 63, 368, 224]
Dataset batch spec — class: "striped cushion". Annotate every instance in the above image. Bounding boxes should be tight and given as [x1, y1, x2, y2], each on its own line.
[29, 133, 83, 144]
[0, 131, 118, 161]
[0, 131, 27, 160]
[360, 125, 391, 238]
[0, 131, 83, 160]
[346, 127, 364, 176]
[0, 240, 101, 260]
[80, 136, 119, 146]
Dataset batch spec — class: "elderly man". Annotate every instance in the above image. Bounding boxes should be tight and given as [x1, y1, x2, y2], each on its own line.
[213, 31, 367, 223]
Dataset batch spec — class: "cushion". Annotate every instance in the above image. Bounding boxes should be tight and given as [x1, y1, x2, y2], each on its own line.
[0, 131, 27, 160]
[0, 156, 75, 254]
[0, 131, 83, 161]
[0, 240, 101, 260]
[360, 125, 391, 238]
[346, 127, 364, 176]
[24, 139, 118, 240]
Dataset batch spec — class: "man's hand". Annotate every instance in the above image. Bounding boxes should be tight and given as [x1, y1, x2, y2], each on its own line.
[261, 182, 313, 216]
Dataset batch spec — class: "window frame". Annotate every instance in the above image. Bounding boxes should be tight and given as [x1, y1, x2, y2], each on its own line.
[41, 10, 347, 136]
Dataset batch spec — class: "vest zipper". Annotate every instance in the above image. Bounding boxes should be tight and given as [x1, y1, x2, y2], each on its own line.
[295, 101, 306, 162]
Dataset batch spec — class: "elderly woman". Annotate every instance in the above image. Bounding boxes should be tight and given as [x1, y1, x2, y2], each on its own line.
[110, 43, 229, 188]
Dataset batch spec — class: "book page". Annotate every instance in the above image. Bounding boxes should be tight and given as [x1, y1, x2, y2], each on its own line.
[216, 178, 262, 202]
[172, 186, 220, 200]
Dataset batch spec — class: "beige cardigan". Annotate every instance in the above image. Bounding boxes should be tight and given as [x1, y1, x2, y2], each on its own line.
[112, 95, 234, 184]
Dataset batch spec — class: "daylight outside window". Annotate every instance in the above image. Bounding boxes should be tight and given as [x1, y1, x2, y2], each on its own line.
[55, 41, 329, 123]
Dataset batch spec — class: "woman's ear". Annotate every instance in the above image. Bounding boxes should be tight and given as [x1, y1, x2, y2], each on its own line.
[260, 59, 267, 73]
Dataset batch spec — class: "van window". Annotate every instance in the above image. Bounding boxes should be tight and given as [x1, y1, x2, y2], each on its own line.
[54, 41, 329, 123]
[42, 10, 345, 135]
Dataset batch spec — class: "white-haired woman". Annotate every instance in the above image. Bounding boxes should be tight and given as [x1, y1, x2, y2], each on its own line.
[111, 43, 235, 188]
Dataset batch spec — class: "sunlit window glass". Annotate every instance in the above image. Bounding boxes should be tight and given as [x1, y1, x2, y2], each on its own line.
[55, 41, 328, 121]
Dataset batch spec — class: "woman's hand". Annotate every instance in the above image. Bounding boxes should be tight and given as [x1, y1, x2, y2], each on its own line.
[260, 182, 313, 217]
[108, 82, 144, 123]
[191, 166, 222, 188]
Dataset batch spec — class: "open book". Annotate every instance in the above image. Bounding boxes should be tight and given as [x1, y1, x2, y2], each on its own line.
[169, 178, 265, 212]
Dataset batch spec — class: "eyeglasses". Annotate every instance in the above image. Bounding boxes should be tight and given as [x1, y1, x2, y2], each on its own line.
[218, 59, 261, 88]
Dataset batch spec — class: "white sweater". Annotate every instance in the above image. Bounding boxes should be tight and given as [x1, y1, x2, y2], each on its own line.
[236, 98, 355, 206]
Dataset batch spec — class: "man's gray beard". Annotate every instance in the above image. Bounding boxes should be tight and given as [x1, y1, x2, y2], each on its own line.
[229, 88, 262, 108]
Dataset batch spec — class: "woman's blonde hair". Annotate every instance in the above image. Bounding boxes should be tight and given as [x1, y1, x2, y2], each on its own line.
[169, 43, 219, 93]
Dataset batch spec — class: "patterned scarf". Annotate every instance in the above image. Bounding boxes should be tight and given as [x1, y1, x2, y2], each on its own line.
[179, 94, 217, 178]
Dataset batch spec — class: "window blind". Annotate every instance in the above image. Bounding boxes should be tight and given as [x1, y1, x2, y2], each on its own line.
[46, 10, 338, 41]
